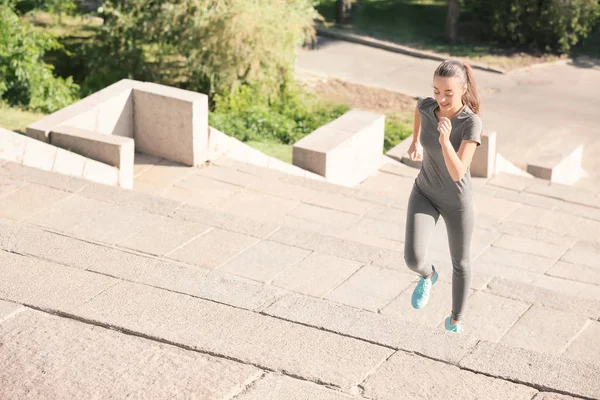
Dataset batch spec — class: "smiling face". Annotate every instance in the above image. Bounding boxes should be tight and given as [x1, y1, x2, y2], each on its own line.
[433, 75, 467, 112]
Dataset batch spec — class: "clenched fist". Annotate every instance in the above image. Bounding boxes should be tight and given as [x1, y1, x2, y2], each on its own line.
[438, 117, 452, 147]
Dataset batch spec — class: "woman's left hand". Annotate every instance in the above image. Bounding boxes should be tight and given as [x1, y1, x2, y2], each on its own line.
[438, 117, 452, 147]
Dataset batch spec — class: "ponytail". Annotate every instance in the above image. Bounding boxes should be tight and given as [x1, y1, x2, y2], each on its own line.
[461, 62, 481, 116]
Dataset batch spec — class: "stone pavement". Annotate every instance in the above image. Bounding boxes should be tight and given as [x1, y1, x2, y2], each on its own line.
[0, 155, 599, 399]
[295, 38, 600, 185]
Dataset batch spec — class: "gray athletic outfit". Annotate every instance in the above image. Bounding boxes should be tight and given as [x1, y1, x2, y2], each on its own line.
[404, 97, 482, 321]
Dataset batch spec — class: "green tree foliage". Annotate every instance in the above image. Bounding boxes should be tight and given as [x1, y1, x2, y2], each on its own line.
[0, 3, 79, 112]
[466, 0, 600, 52]
[87, 0, 319, 98]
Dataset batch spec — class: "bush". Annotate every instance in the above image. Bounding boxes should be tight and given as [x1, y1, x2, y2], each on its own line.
[0, 3, 79, 113]
[209, 83, 349, 144]
[465, 0, 600, 52]
[384, 116, 412, 152]
[88, 0, 319, 98]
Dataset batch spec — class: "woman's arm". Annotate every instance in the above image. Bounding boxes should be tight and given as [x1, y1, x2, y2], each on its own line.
[437, 116, 479, 181]
[412, 105, 422, 143]
[408, 105, 424, 161]
[441, 140, 478, 181]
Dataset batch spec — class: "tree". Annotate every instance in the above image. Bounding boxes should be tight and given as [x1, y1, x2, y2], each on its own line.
[336, 0, 352, 24]
[445, 0, 459, 43]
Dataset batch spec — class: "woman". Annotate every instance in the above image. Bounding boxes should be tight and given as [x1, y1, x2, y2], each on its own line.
[405, 59, 482, 333]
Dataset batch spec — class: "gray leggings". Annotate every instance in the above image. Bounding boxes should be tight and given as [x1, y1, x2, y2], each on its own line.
[404, 184, 474, 321]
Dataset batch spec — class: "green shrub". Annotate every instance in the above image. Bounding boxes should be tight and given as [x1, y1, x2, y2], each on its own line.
[465, 0, 600, 53]
[384, 116, 412, 152]
[0, 3, 79, 112]
[209, 84, 349, 144]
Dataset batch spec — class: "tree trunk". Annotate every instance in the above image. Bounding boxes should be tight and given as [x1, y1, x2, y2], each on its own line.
[445, 0, 460, 43]
[336, 0, 352, 25]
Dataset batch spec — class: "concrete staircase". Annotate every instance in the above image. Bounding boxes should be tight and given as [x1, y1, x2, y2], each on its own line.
[0, 156, 599, 399]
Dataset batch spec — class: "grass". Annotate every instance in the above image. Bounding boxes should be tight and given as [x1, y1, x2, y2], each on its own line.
[246, 140, 294, 164]
[0, 105, 45, 134]
[315, 0, 598, 70]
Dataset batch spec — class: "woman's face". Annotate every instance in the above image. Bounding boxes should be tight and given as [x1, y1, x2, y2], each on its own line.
[433, 75, 466, 112]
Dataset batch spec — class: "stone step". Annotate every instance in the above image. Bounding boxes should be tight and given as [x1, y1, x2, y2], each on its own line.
[0, 246, 598, 399]
[1, 161, 599, 362]
[2, 219, 599, 370]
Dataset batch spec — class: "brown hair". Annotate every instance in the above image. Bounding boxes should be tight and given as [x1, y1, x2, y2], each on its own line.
[434, 60, 481, 115]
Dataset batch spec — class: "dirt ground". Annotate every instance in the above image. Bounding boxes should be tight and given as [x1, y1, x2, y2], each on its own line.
[295, 71, 417, 119]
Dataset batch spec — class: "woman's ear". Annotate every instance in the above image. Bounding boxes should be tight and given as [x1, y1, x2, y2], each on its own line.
[462, 84, 468, 96]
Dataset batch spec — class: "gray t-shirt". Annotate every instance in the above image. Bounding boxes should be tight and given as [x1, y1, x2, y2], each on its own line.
[414, 97, 482, 207]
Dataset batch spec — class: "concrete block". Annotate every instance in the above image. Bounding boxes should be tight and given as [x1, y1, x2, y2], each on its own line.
[0, 128, 27, 163]
[133, 83, 209, 166]
[471, 130, 497, 178]
[0, 311, 261, 399]
[527, 143, 583, 185]
[293, 110, 385, 186]
[22, 136, 58, 171]
[82, 159, 119, 186]
[25, 79, 139, 142]
[50, 126, 134, 189]
[51, 148, 86, 178]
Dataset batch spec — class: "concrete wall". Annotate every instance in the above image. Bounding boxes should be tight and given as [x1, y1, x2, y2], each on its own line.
[50, 126, 135, 189]
[133, 83, 208, 166]
[293, 110, 385, 186]
[0, 128, 119, 186]
[61, 89, 134, 138]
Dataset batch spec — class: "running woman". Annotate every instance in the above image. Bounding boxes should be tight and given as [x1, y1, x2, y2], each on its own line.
[405, 59, 483, 333]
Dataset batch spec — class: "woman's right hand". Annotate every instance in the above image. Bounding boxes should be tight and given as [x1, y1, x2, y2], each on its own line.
[408, 140, 423, 161]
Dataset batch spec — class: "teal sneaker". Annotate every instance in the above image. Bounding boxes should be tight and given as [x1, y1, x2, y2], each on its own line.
[411, 265, 438, 309]
[445, 316, 463, 333]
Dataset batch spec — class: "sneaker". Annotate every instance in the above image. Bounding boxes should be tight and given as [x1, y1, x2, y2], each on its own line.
[445, 316, 463, 333]
[411, 265, 438, 309]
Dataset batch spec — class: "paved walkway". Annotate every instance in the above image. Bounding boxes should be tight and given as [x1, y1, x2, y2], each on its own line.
[296, 38, 600, 184]
[0, 156, 599, 398]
